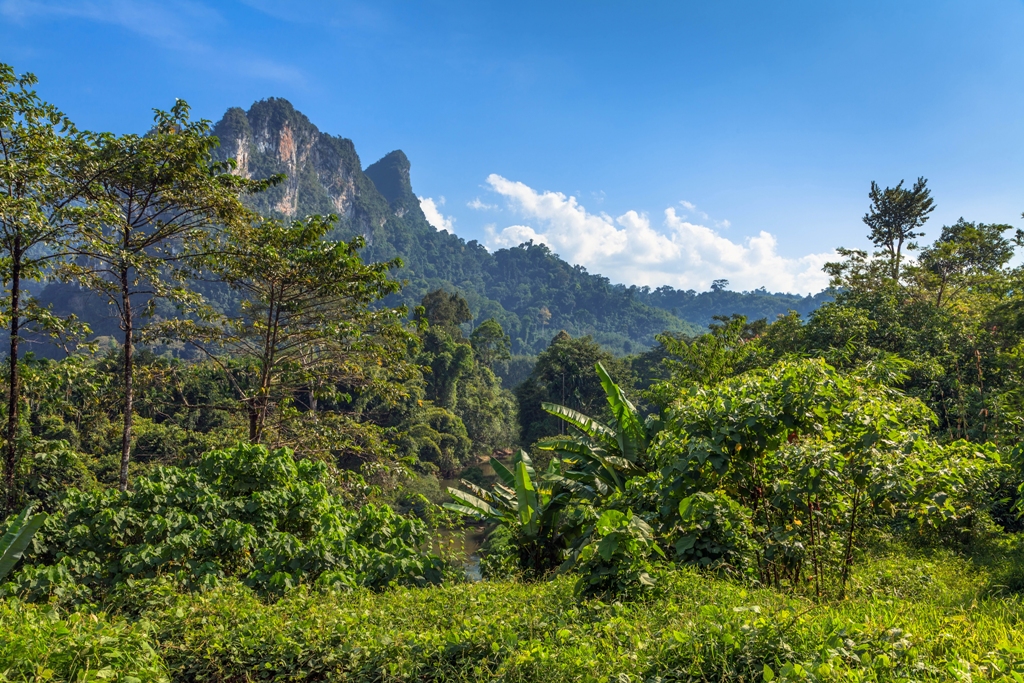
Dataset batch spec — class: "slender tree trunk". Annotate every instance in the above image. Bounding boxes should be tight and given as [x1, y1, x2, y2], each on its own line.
[248, 404, 259, 443]
[840, 487, 860, 597]
[4, 240, 21, 512]
[119, 270, 134, 492]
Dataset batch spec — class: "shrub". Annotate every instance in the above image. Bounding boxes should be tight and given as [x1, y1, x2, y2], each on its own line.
[7, 442, 450, 604]
[564, 508, 664, 597]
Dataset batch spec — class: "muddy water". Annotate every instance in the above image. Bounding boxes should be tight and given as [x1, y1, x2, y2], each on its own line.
[436, 525, 488, 581]
[436, 456, 507, 581]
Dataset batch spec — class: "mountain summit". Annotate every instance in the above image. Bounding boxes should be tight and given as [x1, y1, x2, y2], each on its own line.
[210, 99, 826, 355]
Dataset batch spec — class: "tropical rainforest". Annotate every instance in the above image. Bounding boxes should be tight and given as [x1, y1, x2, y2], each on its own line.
[4, 63, 1024, 681]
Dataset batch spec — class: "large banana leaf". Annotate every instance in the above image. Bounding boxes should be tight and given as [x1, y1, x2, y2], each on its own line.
[445, 488, 501, 519]
[490, 456, 515, 487]
[516, 449, 537, 477]
[0, 505, 47, 582]
[537, 436, 645, 494]
[596, 361, 646, 463]
[514, 459, 540, 538]
[540, 402, 619, 454]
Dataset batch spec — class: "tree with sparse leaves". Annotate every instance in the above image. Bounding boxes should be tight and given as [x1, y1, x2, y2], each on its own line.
[170, 215, 416, 445]
[0, 64, 99, 511]
[64, 100, 267, 491]
[863, 177, 935, 280]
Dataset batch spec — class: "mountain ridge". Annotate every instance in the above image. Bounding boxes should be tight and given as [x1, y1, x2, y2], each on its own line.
[209, 98, 831, 355]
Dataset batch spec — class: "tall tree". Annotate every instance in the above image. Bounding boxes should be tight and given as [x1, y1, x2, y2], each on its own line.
[418, 288, 472, 335]
[470, 318, 512, 371]
[0, 65, 96, 510]
[172, 215, 415, 444]
[916, 219, 1014, 307]
[863, 177, 935, 281]
[66, 100, 264, 491]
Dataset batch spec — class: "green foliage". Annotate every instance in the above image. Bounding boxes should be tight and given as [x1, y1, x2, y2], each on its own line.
[863, 176, 935, 280]
[470, 317, 512, 369]
[16, 440, 94, 512]
[0, 600, 167, 682]
[456, 365, 519, 455]
[563, 508, 664, 597]
[168, 214, 414, 445]
[516, 331, 631, 445]
[0, 504, 46, 582]
[537, 361, 652, 497]
[0, 64, 99, 512]
[648, 358, 960, 594]
[674, 491, 754, 572]
[7, 442, 447, 603]
[6, 557, 1024, 681]
[404, 405, 472, 476]
[446, 450, 570, 576]
[65, 98, 267, 492]
[418, 288, 472, 333]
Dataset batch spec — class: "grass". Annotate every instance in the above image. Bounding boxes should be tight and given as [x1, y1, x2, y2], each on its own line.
[3, 550, 1024, 681]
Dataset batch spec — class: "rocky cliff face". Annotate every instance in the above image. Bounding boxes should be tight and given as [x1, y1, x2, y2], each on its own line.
[211, 98, 426, 249]
[207, 98, 697, 356]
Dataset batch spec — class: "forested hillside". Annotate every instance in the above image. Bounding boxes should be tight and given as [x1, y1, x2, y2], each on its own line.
[207, 98, 826, 354]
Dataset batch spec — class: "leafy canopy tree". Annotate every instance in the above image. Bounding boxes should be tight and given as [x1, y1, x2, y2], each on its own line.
[863, 176, 935, 280]
[470, 317, 512, 370]
[416, 289, 474, 410]
[0, 64, 103, 510]
[515, 331, 629, 445]
[417, 288, 472, 334]
[64, 100, 266, 491]
[915, 219, 1014, 307]
[175, 215, 415, 445]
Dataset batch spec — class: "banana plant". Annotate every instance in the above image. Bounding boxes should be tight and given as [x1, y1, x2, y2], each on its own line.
[537, 362, 656, 497]
[445, 449, 571, 575]
[1, 504, 47, 582]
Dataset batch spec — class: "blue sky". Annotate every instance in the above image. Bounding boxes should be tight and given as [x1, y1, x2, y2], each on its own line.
[3, 0, 1023, 293]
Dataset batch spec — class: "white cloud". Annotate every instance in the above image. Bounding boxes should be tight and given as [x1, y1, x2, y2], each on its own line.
[679, 199, 709, 220]
[483, 174, 834, 293]
[468, 197, 496, 210]
[419, 196, 455, 233]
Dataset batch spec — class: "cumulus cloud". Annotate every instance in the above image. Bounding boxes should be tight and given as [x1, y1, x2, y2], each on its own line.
[483, 174, 833, 293]
[419, 196, 455, 233]
[467, 197, 496, 210]
[679, 199, 709, 220]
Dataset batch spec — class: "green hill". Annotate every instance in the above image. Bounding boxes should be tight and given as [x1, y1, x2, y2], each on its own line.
[210, 98, 827, 354]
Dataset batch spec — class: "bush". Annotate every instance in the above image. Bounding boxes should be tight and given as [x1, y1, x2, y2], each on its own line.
[7, 442, 450, 604]
[565, 508, 664, 597]
[16, 440, 95, 512]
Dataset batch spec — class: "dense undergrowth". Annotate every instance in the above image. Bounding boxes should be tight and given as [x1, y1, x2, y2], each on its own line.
[3, 550, 1024, 682]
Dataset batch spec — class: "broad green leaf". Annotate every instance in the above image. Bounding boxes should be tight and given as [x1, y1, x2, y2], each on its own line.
[446, 488, 500, 518]
[489, 456, 515, 487]
[597, 534, 619, 561]
[514, 460, 539, 537]
[596, 509, 626, 535]
[0, 507, 47, 581]
[596, 361, 646, 461]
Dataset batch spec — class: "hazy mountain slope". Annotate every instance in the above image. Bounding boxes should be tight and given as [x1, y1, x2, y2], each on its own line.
[210, 98, 702, 354]
[24, 98, 829, 359]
